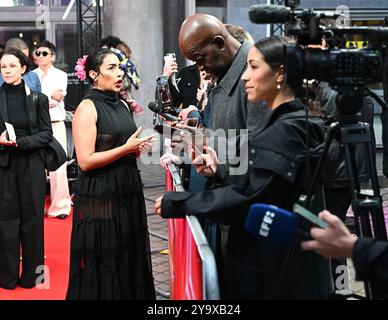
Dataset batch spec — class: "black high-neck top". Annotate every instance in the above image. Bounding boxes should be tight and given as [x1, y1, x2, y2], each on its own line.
[4, 82, 29, 138]
[82, 88, 138, 168]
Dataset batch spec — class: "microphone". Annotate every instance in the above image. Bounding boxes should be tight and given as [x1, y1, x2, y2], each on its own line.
[249, 4, 291, 24]
[245, 203, 306, 246]
[148, 101, 180, 122]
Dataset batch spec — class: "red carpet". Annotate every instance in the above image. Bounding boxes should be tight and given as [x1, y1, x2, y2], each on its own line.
[0, 199, 72, 300]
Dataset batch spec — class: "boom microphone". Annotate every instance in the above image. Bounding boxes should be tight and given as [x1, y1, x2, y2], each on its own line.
[148, 101, 180, 122]
[249, 4, 291, 24]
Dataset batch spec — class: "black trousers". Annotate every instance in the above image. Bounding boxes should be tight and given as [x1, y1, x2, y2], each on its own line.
[0, 151, 46, 289]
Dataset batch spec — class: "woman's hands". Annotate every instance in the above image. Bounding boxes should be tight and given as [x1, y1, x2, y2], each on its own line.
[136, 140, 154, 158]
[155, 196, 163, 216]
[0, 131, 17, 147]
[125, 127, 156, 155]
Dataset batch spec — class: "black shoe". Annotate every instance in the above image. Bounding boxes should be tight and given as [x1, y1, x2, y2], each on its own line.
[57, 214, 68, 220]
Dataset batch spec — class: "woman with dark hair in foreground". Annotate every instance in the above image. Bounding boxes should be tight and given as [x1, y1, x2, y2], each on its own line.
[67, 49, 156, 300]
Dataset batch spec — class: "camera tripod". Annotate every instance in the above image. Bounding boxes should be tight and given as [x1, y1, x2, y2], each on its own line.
[274, 87, 388, 300]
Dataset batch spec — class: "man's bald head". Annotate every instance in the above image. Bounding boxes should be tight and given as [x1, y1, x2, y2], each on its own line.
[178, 14, 241, 80]
[179, 14, 228, 51]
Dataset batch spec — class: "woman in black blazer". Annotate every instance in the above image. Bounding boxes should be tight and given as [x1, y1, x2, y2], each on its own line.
[0, 48, 52, 290]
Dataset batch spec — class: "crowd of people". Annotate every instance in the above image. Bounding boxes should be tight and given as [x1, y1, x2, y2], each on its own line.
[1, 12, 388, 300]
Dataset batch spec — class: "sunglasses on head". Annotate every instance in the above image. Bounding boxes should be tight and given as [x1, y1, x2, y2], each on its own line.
[35, 51, 50, 57]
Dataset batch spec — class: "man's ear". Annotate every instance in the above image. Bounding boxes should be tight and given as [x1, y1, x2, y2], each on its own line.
[211, 35, 226, 51]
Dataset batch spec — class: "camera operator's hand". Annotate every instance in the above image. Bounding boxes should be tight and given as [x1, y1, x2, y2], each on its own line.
[163, 60, 178, 79]
[0, 131, 17, 147]
[125, 127, 157, 155]
[191, 145, 218, 177]
[301, 210, 358, 259]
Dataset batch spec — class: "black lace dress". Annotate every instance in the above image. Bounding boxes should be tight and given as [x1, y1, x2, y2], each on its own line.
[66, 89, 155, 300]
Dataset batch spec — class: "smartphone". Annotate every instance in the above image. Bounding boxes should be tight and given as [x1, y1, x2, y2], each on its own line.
[164, 53, 178, 90]
[293, 203, 328, 229]
[5, 122, 16, 142]
[164, 52, 176, 62]
[188, 131, 206, 159]
[156, 75, 173, 106]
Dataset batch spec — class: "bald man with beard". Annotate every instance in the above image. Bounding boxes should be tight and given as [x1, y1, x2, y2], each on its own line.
[179, 14, 267, 133]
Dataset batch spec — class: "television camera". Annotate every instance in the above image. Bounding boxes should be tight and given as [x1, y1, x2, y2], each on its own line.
[249, 0, 388, 114]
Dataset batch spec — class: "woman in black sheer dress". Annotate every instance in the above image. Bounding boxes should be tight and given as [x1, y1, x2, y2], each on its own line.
[66, 49, 156, 300]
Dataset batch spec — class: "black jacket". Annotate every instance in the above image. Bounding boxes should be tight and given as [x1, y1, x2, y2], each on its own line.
[353, 237, 388, 291]
[162, 99, 333, 299]
[0, 84, 52, 167]
[170, 64, 200, 109]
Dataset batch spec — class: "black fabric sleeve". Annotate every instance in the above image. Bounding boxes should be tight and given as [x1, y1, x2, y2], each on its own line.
[352, 237, 388, 288]
[16, 94, 53, 150]
[161, 168, 293, 226]
[210, 164, 229, 187]
[170, 77, 182, 109]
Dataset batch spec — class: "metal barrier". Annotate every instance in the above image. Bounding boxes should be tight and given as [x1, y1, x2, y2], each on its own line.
[166, 163, 220, 300]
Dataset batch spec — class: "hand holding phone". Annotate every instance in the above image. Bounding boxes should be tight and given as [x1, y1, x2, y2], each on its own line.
[0, 122, 17, 147]
[5, 122, 16, 142]
[190, 145, 218, 177]
[293, 203, 328, 229]
[163, 53, 178, 78]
